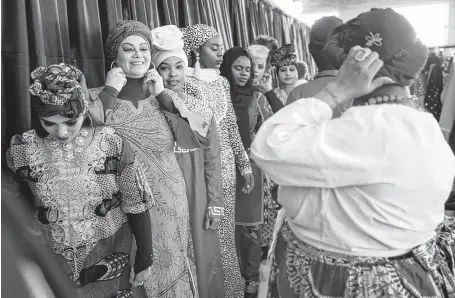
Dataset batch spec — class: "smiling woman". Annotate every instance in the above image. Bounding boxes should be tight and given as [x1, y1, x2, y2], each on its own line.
[89, 20, 198, 298]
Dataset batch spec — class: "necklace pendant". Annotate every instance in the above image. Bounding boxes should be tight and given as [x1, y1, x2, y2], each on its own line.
[63, 143, 73, 152]
[49, 139, 60, 149]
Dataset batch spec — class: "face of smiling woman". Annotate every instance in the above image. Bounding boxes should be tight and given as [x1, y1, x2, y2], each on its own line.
[116, 35, 151, 78]
[157, 56, 185, 92]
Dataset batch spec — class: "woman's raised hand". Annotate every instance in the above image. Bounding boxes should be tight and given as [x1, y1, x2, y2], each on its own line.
[143, 69, 165, 97]
[321, 46, 395, 106]
[105, 67, 127, 92]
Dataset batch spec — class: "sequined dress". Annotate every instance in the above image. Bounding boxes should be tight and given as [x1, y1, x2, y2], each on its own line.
[90, 80, 197, 298]
[6, 127, 154, 298]
[185, 68, 252, 298]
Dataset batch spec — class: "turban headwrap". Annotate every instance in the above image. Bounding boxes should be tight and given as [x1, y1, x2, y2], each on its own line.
[29, 63, 88, 117]
[105, 20, 153, 60]
[323, 8, 429, 86]
[182, 24, 219, 58]
[271, 44, 297, 69]
[151, 25, 188, 67]
[247, 45, 270, 65]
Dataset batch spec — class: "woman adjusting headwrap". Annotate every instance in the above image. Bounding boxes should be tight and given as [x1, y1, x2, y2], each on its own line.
[323, 8, 428, 86]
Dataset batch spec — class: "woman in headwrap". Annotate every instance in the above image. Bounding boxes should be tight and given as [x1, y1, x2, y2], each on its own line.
[271, 44, 299, 105]
[183, 24, 253, 298]
[150, 24, 225, 298]
[252, 8, 455, 298]
[6, 63, 154, 297]
[219, 46, 262, 297]
[247, 44, 284, 262]
[88, 20, 197, 297]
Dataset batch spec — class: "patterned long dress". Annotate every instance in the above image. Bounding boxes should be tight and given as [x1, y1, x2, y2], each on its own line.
[254, 92, 281, 249]
[89, 87, 197, 298]
[6, 127, 154, 298]
[186, 70, 252, 298]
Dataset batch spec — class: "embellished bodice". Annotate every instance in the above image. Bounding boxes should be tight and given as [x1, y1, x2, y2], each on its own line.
[7, 127, 153, 280]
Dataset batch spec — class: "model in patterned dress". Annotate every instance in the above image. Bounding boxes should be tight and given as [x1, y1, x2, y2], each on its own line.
[183, 24, 253, 298]
[89, 21, 197, 298]
[7, 64, 154, 298]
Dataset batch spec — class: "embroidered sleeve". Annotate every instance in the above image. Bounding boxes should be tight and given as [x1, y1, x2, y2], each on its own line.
[222, 79, 252, 175]
[7, 131, 38, 178]
[204, 119, 224, 222]
[103, 129, 154, 214]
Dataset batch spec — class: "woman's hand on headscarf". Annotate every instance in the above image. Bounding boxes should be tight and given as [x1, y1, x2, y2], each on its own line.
[318, 46, 395, 107]
[143, 69, 165, 97]
[105, 67, 127, 92]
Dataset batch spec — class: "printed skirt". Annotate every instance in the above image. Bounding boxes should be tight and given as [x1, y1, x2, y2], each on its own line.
[267, 217, 455, 298]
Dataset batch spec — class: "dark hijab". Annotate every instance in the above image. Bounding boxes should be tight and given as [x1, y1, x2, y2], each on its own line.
[220, 47, 254, 149]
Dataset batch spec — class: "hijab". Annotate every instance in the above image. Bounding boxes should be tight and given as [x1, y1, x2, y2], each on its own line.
[220, 47, 255, 149]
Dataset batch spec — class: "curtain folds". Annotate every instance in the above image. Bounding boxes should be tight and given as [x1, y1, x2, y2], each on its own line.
[1, 0, 311, 155]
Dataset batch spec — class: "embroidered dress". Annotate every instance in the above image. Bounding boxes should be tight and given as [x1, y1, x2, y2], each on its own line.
[6, 127, 154, 298]
[185, 67, 252, 298]
[267, 220, 455, 298]
[90, 82, 197, 298]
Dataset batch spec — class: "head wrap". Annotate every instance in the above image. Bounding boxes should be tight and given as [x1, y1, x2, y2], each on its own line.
[247, 45, 270, 65]
[271, 44, 297, 69]
[29, 63, 88, 117]
[309, 16, 343, 70]
[182, 24, 219, 57]
[105, 20, 153, 60]
[219, 47, 254, 149]
[323, 8, 429, 86]
[151, 25, 188, 68]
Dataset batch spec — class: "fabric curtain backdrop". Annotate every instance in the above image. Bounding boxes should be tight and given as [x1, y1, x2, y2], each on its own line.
[2, 0, 310, 157]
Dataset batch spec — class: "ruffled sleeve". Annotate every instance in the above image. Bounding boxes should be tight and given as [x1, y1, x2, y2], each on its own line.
[221, 78, 252, 175]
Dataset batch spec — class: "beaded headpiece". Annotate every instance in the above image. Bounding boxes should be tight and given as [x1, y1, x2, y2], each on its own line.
[271, 44, 297, 68]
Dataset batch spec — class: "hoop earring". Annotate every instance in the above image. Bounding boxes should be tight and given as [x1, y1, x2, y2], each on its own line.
[110, 61, 118, 70]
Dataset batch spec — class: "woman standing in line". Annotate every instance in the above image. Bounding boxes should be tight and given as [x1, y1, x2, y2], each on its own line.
[183, 24, 253, 298]
[89, 20, 197, 298]
[151, 24, 225, 298]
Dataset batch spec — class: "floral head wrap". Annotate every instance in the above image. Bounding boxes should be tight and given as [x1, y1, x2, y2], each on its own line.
[105, 20, 153, 60]
[151, 25, 188, 67]
[182, 24, 219, 57]
[271, 44, 297, 69]
[323, 8, 429, 86]
[29, 63, 88, 117]
[248, 45, 270, 65]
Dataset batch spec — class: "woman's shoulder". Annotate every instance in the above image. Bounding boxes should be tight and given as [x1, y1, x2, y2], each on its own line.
[7, 130, 40, 172]
[95, 126, 124, 156]
[9, 130, 40, 147]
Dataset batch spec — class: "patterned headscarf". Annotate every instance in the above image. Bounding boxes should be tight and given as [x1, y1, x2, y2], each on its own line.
[105, 20, 153, 60]
[151, 25, 188, 67]
[29, 63, 88, 117]
[182, 24, 219, 57]
[323, 8, 429, 86]
[271, 44, 297, 69]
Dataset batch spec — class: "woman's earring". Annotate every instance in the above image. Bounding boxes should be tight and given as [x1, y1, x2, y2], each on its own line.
[110, 61, 118, 70]
[194, 51, 201, 78]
